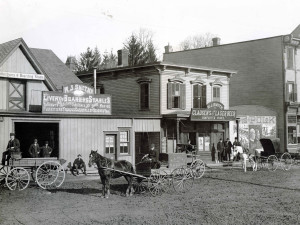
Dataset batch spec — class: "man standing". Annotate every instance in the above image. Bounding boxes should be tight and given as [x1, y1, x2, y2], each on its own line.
[1, 133, 20, 165]
[28, 139, 40, 158]
[217, 138, 224, 163]
[225, 138, 233, 161]
[40, 141, 53, 157]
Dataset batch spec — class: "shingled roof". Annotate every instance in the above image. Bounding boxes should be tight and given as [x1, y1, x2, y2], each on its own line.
[30, 48, 82, 90]
[0, 38, 23, 66]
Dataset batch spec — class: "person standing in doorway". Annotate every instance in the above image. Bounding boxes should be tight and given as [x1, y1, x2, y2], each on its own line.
[211, 143, 216, 162]
[1, 133, 20, 165]
[40, 141, 53, 157]
[28, 139, 40, 158]
[217, 138, 224, 163]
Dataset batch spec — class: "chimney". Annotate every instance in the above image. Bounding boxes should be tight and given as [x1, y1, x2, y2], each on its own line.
[65, 56, 76, 72]
[212, 37, 221, 46]
[164, 44, 173, 53]
[117, 49, 129, 67]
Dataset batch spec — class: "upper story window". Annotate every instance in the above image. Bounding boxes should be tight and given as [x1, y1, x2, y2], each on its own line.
[286, 82, 297, 102]
[8, 80, 26, 111]
[137, 77, 151, 111]
[167, 81, 186, 109]
[287, 47, 294, 69]
[193, 84, 206, 108]
[213, 86, 221, 102]
[96, 84, 105, 94]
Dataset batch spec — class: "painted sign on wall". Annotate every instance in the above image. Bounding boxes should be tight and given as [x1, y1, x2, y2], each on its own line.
[0, 72, 44, 80]
[42, 84, 111, 115]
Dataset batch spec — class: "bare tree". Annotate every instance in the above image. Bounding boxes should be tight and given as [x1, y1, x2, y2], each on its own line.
[179, 33, 216, 50]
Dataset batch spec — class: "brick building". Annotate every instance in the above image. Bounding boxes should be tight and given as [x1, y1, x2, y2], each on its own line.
[163, 25, 300, 153]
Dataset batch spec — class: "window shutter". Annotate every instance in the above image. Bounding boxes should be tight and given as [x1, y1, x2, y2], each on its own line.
[285, 83, 290, 102]
[202, 85, 207, 108]
[167, 83, 172, 109]
[180, 83, 186, 109]
[294, 83, 297, 102]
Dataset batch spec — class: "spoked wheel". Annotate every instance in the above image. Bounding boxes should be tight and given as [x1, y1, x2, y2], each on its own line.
[133, 178, 147, 194]
[0, 166, 11, 184]
[5, 167, 30, 191]
[267, 155, 279, 171]
[280, 153, 292, 171]
[190, 159, 205, 179]
[36, 161, 65, 189]
[148, 169, 169, 196]
[172, 167, 194, 194]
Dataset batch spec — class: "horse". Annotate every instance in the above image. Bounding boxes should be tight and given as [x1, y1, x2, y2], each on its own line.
[88, 150, 135, 198]
[232, 146, 257, 172]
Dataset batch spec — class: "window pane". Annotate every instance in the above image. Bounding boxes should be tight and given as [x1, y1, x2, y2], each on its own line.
[288, 126, 297, 144]
[140, 83, 149, 109]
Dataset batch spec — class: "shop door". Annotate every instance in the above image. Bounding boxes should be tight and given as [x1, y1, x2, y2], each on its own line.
[211, 132, 224, 148]
[105, 134, 117, 160]
[197, 134, 211, 151]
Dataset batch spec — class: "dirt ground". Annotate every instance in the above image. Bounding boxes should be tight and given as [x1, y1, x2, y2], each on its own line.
[0, 165, 300, 225]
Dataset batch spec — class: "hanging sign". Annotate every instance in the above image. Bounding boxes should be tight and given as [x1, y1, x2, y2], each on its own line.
[191, 108, 236, 121]
[42, 84, 111, 115]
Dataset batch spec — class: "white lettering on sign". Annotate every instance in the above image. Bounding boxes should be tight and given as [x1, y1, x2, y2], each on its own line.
[0, 72, 45, 80]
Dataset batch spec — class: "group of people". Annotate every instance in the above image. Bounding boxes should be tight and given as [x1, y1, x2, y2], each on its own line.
[212, 137, 241, 163]
[1, 133, 53, 165]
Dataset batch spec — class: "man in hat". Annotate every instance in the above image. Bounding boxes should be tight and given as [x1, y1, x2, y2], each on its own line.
[142, 144, 161, 169]
[40, 141, 53, 157]
[28, 139, 40, 158]
[71, 154, 87, 175]
[1, 133, 20, 165]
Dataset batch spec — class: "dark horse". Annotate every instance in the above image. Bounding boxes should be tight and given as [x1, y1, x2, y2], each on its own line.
[88, 150, 135, 198]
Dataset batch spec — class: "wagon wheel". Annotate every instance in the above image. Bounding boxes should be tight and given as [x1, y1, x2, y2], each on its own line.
[280, 153, 292, 171]
[190, 159, 205, 179]
[36, 161, 65, 189]
[172, 167, 194, 194]
[5, 167, 30, 191]
[0, 166, 11, 184]
[148, 169, 169, 196]
[267, 155, 278, 171]
[133, 178, 147, 194]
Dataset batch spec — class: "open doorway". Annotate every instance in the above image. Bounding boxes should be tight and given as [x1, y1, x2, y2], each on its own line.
[15, 122, 59, 158]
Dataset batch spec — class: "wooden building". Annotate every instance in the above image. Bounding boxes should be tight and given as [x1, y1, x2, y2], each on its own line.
[77, 58, 236, 162]
[164, 25, 300, 153]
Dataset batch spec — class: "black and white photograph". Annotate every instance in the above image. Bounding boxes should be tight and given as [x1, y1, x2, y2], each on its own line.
[0, 0, 300, 224]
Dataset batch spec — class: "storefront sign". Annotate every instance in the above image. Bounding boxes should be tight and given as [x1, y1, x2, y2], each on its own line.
[191, 108, 236, 121]
[206, 101, 224, 110]
[42, 84, 111, 115]
[0, 72, 44, 80]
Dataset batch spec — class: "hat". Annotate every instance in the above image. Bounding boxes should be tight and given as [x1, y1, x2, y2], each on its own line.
[150, 144, 155, 148]
[77, 154, 82, 157]
[10, 133, 15, 136]
[45, 141, 49, 144]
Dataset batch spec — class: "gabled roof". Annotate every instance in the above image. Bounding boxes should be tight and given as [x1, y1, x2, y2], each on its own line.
[30, 48, 82, 90]
[0, 38, 23, 67]
[291, 24, 300, 38]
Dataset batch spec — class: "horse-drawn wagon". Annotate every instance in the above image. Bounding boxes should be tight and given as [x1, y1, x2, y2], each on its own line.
[0, 154, 66, 191]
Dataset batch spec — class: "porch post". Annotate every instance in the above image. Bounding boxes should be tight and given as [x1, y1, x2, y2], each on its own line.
[176, 118, 180, 144]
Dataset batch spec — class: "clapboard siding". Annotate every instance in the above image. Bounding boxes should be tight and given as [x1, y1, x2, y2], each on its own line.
[0, 78, 7, 110]
[0, 47, 37, 74]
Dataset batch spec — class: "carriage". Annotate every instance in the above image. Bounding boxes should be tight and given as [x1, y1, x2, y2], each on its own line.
[0, 153, 66, 191]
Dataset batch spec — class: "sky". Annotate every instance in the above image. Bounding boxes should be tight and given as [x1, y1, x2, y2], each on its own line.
[1, 0, 300, 63]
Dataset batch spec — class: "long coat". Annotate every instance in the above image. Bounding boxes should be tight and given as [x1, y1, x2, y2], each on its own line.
[217, 141, 224, 153]
[28, 144, 40, 158]
[40, 146, 52, 157]
[7, 138, 20, 152]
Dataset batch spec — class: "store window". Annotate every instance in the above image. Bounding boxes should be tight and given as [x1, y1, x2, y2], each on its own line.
[213, 86, 220, 102]
[105, 135, 116, 154]
[287, 47, 294, 69]
[193, 84, 206, 108]
[288, 126, 297, 144]
[140, 82, 150, 110]
[120, 131, 130, 154]
[8, 80, 26, 111]
[167, 82, 186, 109]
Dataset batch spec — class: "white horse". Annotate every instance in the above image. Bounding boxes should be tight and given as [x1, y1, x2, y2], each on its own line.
[232, 146, 257, 172]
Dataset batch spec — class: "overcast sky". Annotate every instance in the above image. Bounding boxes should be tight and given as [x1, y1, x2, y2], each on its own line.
[1, 0, 300, 62]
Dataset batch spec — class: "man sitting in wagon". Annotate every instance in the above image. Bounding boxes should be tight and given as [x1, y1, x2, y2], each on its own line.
[71, 154, 87, 176]
[1, 133, 21, 165]
[141, 144, 161, 169]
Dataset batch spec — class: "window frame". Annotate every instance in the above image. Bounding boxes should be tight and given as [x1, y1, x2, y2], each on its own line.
[286, 82, 297, 102]
[139, 82, 150, 111]
[212, 86, 221, 102]
[167, 80, 186, 110]
[192, 84, 207, 108]
[287, 47, 294, 69]
[119, 130, 130, 154]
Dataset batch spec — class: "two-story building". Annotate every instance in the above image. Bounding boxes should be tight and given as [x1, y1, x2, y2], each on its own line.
[77, 55, 236, 163]
[164, 24, 300, 153]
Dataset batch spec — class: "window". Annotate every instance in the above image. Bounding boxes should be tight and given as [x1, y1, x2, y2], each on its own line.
[193, 84, 206, 108]
[286, 82, 297, 102]
[140, 83, 149, 110]
[8, 80, 26, 111]
[288, 126, 297, 144]
[105, 135, 115, 154]
[167, 82, 186, 109]
[96, 84, 105, 94]
[213, 86, 220, 102]
[287, 47, 294, 69]
[120, 131, 129, 154]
